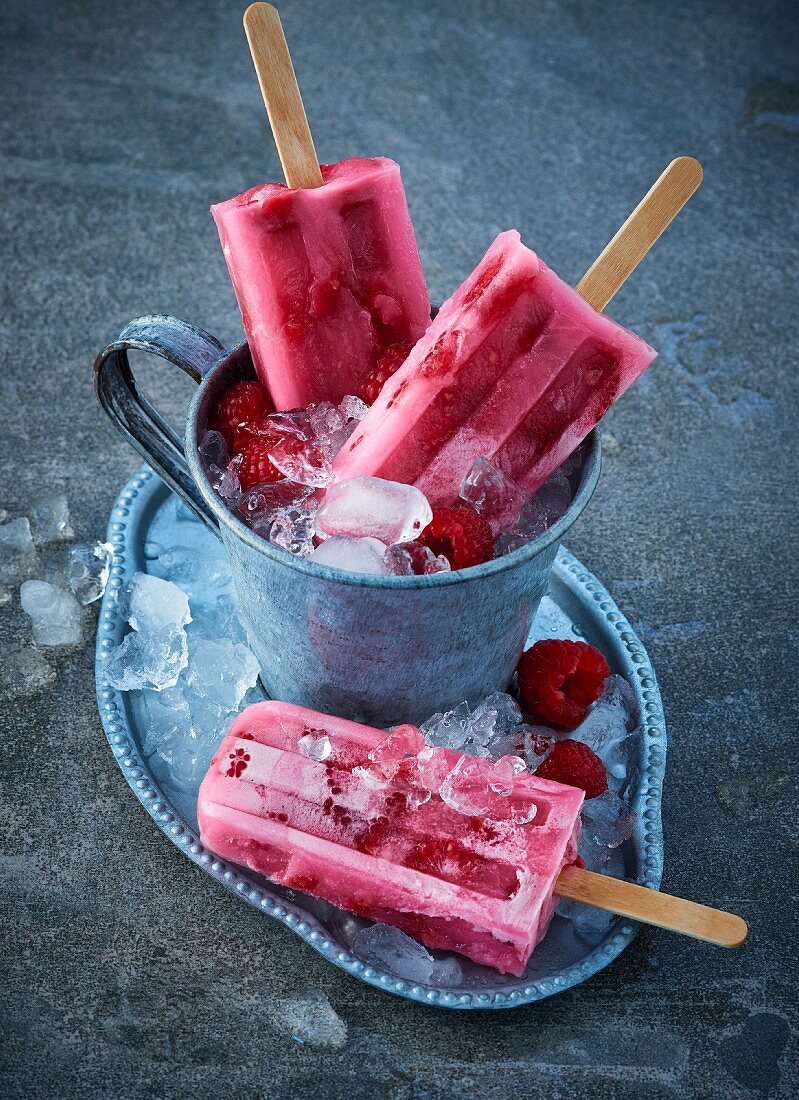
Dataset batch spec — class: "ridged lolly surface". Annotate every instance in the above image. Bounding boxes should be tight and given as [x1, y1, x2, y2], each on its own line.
[211, 158, 430, 410]
[333, 231, 657, 503]
[198, 700, 584, 976]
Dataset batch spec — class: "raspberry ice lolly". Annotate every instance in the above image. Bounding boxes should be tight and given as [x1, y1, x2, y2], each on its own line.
[334, 159, 704, 504]
[213, 5, 430, 409]
[333, 229, 656, 503]
[197, 701, 747, 977]
[198, 700, 584, 976]
[211, 157, 430, 410]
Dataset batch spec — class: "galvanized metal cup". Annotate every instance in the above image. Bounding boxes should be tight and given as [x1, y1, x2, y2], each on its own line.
[95, 315, 601, 725]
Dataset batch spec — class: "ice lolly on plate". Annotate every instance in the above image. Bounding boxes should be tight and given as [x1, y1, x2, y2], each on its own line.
[198, 701, 747, 977]
[212, 5, 430, 410]
[334, 158, 703, 504]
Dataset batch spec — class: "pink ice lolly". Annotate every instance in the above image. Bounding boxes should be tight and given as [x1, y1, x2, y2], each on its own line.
[333, 230, 658, 504]
[211, 157, 430, 410]
[198, 700, 584, 977]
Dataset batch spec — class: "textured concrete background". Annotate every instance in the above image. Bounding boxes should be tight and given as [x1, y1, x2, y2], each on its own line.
[1, 0, 797, 1096]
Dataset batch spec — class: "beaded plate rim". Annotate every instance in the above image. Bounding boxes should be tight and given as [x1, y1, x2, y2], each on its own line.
[96, 464, 666, 1010]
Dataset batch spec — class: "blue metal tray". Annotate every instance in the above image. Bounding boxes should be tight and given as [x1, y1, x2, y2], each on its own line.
[96, 465, 666, 1009]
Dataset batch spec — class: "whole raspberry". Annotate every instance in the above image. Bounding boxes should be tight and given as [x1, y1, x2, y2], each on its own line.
[535, 738, 607, 799]
[361, 342, 413, 405]
[517, 639, 610, 729]
[237, 438, 283, 490]
[210, 381, 273, 449]
[418, 506, 494, 570]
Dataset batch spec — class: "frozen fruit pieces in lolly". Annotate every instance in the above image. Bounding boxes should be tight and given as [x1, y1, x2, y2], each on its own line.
[333, 231, 657, 504]
[198, 700, 584, 976]
[211, 157, 430, 410]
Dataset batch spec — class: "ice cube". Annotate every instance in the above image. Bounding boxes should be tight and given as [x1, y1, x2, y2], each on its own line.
[29, 494, 73, 544]
[307, 400, 346, 439]
[311, 535, 388, 575]
[556, 896, 615, 942]
[198, 429, 229, 473]
[0, 518, 38, 587]
[185, 638, 260, 711]
[298, 730, 332, 761]
[460, 457, 527, 535]
[214, 454, 242, 502]
[20, 580, 83, 647]
[489, 754, 526, 795]
[522, 726, 556, 769]
[352, 924, 435, 983]
[368, 725, 425, 778]
[579, 789, 636, 868]
[0, 645, 56, 701]
[415, 745, 454, 794]
[494, 497, 549, 555]
[439, 755, 494, 816]
[124, 573, 191, 633]
[533, 468, 572, 523]
[267, 433, 332, 488]
[237, 481, 313, 530]
[572, 685, 638, 782]
[431, 956, 463, 987]
[420, 700, 472, 751]
[268, 506, 317, 556]
[267, 992, 348, 1050]
[317, 477, 433, 545]
[339, 395, 368, 423]
[156, 545, 229, 606]
[470, 692, 523, 752]
[384, 541, 451, 576]
[104, 625, 188, 691]
[141, 684, 193, 756]
[68, 542, 114, 604]
[599, 673, 641, 730]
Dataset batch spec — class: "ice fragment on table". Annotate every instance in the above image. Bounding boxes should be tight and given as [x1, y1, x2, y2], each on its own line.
[20, 580, 83, 647]
[185, 638, 260, 711]
[104, 625, 188, 691]
[311, 535, 388, 574]
[267, 992, 348, 1049]
[317, 477, 432, 545]
[0, 518, 38, 587]
[68, 542, 114, 604]
[29, 493, 73, 544]
[0, 644, 56, 701]
[460, 457, 527, 536]
[579, 789, 636, 868]
[124, 573, 191, 633]
[384, 541, 450, 575]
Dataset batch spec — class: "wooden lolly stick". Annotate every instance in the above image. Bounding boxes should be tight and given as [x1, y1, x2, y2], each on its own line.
[243, 3, 324, 189]
[576, 157, 703, 312]
[555, 865, 747, 947]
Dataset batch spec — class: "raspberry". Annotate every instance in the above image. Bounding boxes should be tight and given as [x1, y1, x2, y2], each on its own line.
[517, 639, 610, 730]
[237, 438, 283, 490]
[418, 506, 494, 570]
[361, 342, 413, 405]
[210, 381, 273, 449]
[535, 738, 607, 799]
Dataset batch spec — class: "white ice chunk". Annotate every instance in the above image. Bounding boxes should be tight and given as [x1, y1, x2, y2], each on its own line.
[68, 542, 114, 604]
[311, 535, 388, 575]
[352, 924, 435, 983]
[0, 645, 56, 701]
[317, 477, 433, 545]
[20, 580, 83, 647]
[185, 638, 260, 711]
[124, 573, 191, 633]
[104, 625, 188, 691]
[298, 731, 332, 761]
[0, 518, 38, 586]
[29, 493, 73, 544]
[268, 506, 317, 556]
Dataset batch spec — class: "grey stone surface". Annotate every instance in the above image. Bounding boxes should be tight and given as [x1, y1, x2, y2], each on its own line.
[1, 0, 797, 1096]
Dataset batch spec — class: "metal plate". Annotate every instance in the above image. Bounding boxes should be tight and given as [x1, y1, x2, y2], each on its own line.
[96, 465, 666, 1010]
